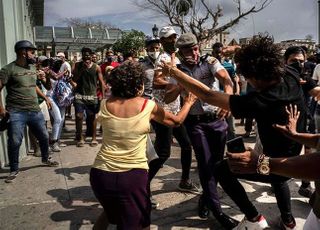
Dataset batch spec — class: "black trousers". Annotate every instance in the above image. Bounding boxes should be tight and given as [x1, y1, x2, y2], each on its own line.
[148, 120, 192, 182]
[215, 160, 293, 223]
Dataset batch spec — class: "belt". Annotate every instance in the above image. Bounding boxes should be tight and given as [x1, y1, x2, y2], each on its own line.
[187, 113, 218, 123]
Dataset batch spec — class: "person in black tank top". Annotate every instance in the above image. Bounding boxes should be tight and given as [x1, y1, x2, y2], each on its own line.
[71, 47, 107, 147]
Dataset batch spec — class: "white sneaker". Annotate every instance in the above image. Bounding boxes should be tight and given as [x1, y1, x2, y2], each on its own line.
[5, 171, 19, 183]
[50, 142, 61, 152]
[150, 196, 159, 209]
[233, 215, 269, 230]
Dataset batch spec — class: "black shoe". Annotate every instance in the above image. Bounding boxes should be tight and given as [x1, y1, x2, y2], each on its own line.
[214, 212, 239, 229]
[198, 197, 209, 219]
[42, 158, 59, 167]
[298, 185, 314, 198]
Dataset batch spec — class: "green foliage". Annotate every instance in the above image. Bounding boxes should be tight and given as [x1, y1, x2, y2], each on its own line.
[112, 30, 145, 58]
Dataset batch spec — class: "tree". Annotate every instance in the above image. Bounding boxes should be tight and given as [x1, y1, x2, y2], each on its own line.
[112, 30, 145, 58]
[305, 34, 313, 41]
[136, 0, 272, 47]
[61, 17, 116, 29]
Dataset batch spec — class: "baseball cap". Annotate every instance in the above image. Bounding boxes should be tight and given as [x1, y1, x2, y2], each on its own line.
[175, 33, 198, 48]
[57, 52, 65, 58]
[14, 40, 36, 52]
[145, 35, 160, 46]
[159, 26, 177, 39]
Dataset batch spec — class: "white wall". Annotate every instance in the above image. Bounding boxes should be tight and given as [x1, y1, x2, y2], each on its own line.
[0, 0, 36, 168]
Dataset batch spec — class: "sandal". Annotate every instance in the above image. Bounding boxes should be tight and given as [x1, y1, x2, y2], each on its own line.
[90, 140, 98, 147]
[76, 140, 85, 147]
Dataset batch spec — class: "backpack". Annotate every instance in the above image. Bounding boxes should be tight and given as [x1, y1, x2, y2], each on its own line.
[53, 78, 74, 107]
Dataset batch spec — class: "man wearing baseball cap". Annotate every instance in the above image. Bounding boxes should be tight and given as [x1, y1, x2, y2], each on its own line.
[148, 28, 200, 208]
[158, 26, 177, 54]
[0, 40, 59, 183]
[166, 33, 237, 229]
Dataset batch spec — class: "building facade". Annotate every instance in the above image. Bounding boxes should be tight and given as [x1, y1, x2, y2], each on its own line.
[34, 26, 122, 58]
[280, 39, 316, 53]
[0, 0, 44, 168]
[201, 31, 230, 54]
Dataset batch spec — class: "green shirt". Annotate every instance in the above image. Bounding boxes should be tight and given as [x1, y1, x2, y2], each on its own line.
[0, 62, 40, 112]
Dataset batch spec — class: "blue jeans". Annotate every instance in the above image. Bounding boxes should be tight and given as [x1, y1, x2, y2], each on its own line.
[48, 97, 66, 141]
[184, 115, 228, 214]
[8, 111, 49, 172]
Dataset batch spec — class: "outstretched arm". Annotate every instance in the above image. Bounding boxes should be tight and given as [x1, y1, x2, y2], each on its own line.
[151, 93, 197, 127]
[161, 63, 231, 110]
[163, 83, 182, 104]
[273, 104, 320, 148]
[227, 150, 320, 180]
[227, 104, 320, 180]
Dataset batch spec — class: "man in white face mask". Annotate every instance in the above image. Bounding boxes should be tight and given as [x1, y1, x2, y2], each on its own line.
[141, 35, 161, 99]
[144, 29, 201, 210]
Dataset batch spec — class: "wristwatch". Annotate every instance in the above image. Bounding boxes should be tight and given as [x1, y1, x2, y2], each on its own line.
[257, 154, 270, 175]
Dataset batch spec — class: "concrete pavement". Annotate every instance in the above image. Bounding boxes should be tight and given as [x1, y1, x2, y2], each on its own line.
[0, 119, 312, 229]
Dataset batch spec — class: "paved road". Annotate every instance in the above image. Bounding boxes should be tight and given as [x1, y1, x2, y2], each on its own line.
[0, 119, 311, 229]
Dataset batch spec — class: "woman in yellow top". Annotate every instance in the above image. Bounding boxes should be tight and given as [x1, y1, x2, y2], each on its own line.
[90, 60, 196, 230]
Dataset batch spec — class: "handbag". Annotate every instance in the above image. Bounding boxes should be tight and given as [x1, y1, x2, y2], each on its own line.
[146, 134, 158, 163]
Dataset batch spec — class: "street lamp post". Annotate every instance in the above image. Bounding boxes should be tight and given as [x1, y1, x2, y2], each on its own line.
[51, 38, 56, 57]
[152, 24, 159, 38]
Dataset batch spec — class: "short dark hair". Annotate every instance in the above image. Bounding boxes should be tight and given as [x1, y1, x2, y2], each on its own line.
[212, 42, 223, 50]
[234, 34, 284, 81]
[81, 47, 92, 54]
[107, 60, 145, 98]
[284, 46, 306, 62]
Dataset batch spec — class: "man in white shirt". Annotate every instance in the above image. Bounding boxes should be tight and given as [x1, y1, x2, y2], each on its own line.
[149, 27, 199, 209]
[57, 52, 71, 78]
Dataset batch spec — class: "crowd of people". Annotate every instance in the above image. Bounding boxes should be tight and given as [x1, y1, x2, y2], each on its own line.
[0, 26, 319, 230]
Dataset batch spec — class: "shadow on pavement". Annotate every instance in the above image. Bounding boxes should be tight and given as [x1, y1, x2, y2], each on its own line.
[47, 186, 102, 230]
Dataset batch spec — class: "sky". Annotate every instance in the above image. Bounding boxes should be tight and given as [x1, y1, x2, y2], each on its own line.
[44, 0, 318, 43]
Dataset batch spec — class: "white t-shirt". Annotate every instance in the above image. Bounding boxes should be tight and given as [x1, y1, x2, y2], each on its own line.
[153, 52, 181, 115]
[59, 61, 71, 77]
[312, 64, 320, 104]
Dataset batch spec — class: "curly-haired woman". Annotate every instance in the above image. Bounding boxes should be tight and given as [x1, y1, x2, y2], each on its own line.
[161, 34, 308, 230]
[90, 60, 196, 230]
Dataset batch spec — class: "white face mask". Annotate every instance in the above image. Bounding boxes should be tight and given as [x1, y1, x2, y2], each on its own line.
[148, 51, 160, 60]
